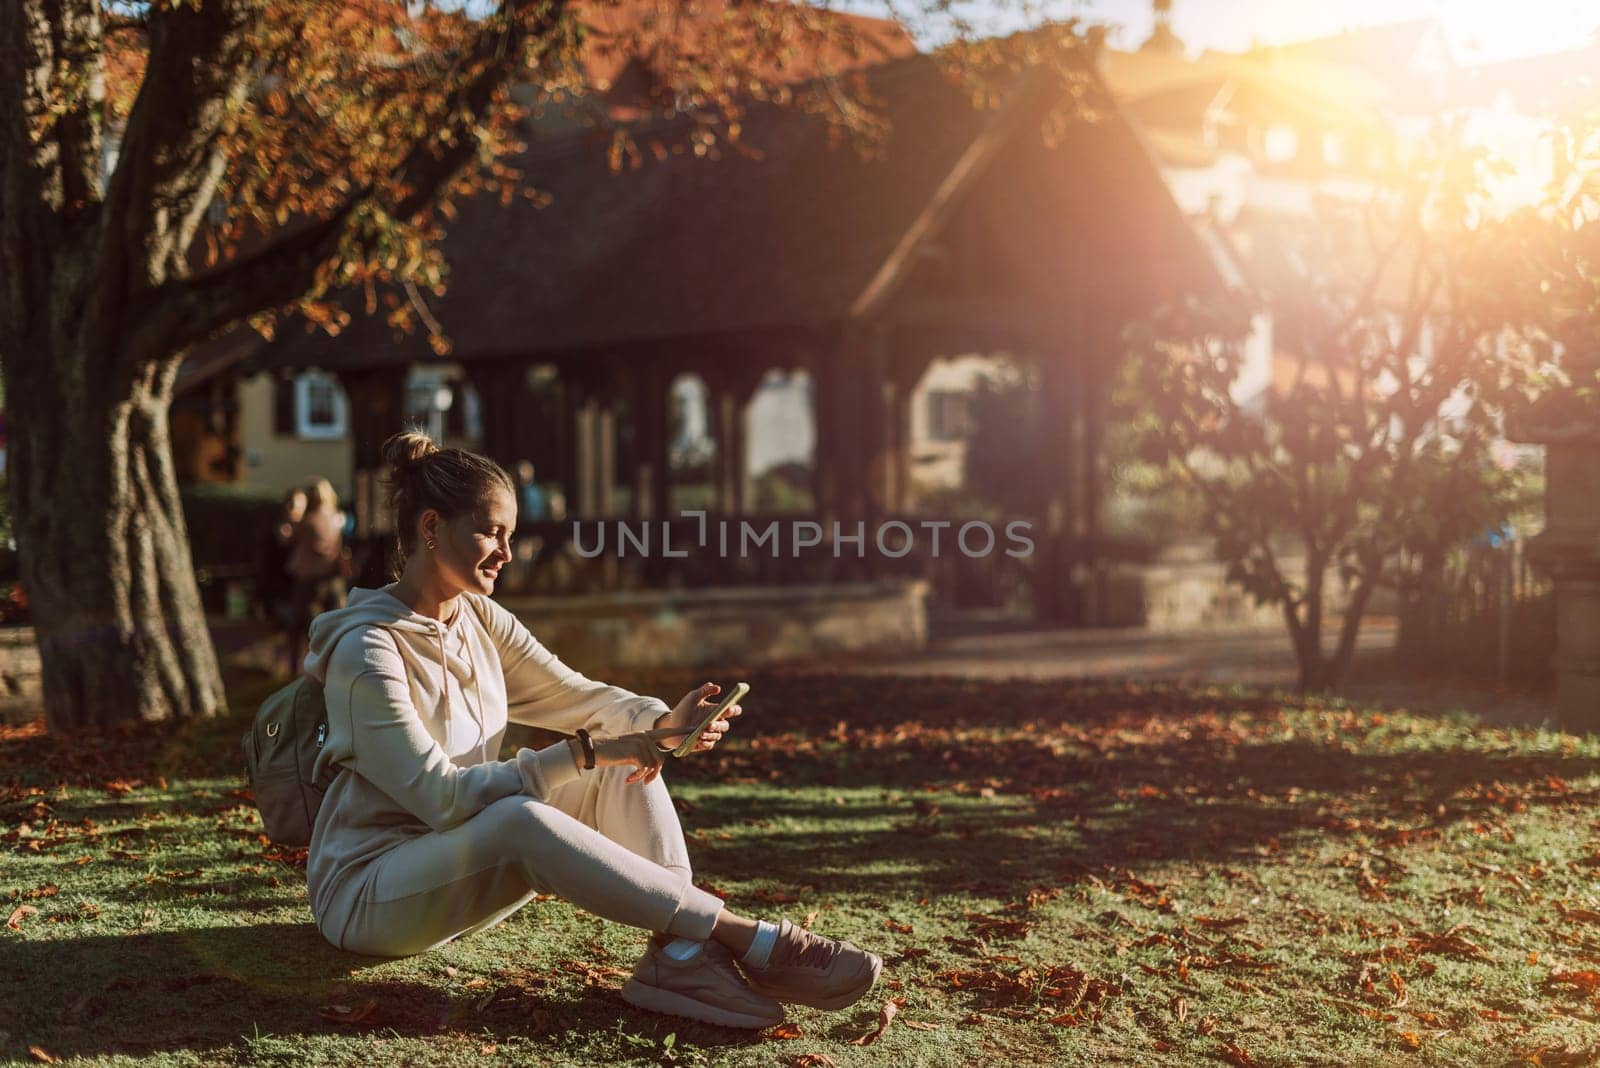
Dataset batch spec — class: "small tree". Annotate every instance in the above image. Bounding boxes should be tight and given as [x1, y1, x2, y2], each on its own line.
[1128, 148, 1541, 691]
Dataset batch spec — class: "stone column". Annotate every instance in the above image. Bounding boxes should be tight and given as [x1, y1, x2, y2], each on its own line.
[1509, 406, 1600, 730]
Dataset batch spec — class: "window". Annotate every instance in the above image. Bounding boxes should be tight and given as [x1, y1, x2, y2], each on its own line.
[1263, 124, 1299, 164]
[405, 367, 454, 441]
[925, 390, 973, 442]
[294, 372, 347, 440]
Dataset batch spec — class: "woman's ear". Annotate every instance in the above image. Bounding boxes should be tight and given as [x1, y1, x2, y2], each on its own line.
[418, 508, 443, 549]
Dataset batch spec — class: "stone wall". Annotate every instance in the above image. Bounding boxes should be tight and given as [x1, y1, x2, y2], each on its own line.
[0, 627, 42, 722]
[1128, 539, 1361, 633]
[499, 580, 930, 672]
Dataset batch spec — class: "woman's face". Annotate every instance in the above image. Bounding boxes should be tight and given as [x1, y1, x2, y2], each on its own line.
[426, 485, 516, 596]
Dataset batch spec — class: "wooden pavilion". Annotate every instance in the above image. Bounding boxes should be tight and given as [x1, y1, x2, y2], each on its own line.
[200, 49, 1232, 621]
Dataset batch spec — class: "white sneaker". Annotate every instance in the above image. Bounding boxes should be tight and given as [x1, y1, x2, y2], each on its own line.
[622, 939, 785, 1029]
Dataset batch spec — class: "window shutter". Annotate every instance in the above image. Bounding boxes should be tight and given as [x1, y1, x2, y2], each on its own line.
[273, 374, 296, 437]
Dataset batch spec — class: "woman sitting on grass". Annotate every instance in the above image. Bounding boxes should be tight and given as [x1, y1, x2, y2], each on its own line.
[301, 429, 880, 1030]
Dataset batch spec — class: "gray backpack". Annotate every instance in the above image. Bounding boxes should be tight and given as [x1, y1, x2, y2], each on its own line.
[242, 675, 340, 846]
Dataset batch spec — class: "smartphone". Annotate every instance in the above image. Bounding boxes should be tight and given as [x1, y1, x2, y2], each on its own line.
[671, 682, 749, 759]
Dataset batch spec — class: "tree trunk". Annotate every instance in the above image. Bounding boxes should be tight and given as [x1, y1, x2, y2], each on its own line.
[9, 341, 226, 730]
[1288, 549, 1332, 692]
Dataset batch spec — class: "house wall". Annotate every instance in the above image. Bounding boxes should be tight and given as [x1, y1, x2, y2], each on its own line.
[235, 372, 355, 501]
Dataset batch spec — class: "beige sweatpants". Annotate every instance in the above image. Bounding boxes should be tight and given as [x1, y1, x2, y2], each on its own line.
[327, 765, 726, 957]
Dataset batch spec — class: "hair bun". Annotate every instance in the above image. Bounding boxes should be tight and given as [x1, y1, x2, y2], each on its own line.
[381, 429, 439, 471]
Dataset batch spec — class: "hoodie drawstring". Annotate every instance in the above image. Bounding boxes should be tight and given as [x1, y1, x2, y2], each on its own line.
[437, 618, 489, 766]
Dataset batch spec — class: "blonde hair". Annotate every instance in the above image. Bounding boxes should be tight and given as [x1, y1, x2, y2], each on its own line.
[305, 477, 338, 512]
[381, 428, 513, 563]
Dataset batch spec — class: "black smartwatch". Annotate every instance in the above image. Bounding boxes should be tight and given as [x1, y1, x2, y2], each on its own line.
[573, 728, 596, 770]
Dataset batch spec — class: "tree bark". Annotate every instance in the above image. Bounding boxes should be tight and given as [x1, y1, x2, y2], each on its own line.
[2, 0, 564, 731]
[9, 339, 225, 730]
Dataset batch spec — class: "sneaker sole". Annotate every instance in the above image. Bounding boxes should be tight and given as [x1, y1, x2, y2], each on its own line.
[751, 952, 884, 1011]
[621, 979, 785, 1030]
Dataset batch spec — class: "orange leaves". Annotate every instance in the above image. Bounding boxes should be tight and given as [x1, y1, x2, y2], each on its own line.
[7, 904, 39, 930]
[847, 997, 902, 1046]
[1555, 903, 1600, 928]
[1405, 926, 1490, 963]
[932, 960, 1121, 1025]
[962, 911, 1033, 941]
[1218, 1040, 1260, 1067]
[557, 958, 630, 990]
[1543, 969, 1600, 996]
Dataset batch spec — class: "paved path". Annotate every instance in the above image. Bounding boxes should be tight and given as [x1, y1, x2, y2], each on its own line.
[838, 619, 1398, 687]
[799, 617, 1557, 725]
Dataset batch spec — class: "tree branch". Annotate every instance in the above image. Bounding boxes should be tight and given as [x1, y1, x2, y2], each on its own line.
[98, 0, 261, 299]
[49, 0, 104, 221]
[127, 0, 567, 362]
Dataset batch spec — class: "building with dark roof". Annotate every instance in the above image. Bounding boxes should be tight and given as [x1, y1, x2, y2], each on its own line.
[174, 30, 1232, 622]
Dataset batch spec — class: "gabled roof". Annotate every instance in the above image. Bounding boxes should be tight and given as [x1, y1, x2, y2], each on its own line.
[577, 0, 916, 117]
[250, 51, 1228, 374]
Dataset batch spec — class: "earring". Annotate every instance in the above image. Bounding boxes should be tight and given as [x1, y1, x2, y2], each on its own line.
[425, 538, 437, 551]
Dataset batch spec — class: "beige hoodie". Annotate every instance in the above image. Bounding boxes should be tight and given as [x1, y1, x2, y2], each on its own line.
[301, 584, 668, 937]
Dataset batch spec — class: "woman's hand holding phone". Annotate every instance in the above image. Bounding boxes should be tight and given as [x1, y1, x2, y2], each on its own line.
[650, 681, 747, 758]
[589, 733, 668, 785]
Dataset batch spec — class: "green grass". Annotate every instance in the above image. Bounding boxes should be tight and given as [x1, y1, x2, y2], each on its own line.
[4, 671, 1600, 1066]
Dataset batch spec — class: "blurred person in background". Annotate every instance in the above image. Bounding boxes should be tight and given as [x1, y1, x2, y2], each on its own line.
[287, 477, 348, 674]
[258, 486, 307, 675]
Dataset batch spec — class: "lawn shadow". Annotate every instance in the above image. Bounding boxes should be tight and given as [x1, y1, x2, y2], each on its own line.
[679, 695, 1600, 904]
[1, 922, 767, 1062]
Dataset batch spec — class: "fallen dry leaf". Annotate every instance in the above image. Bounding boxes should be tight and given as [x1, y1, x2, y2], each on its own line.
[1219, 1040, 1260, 1067]
[28, 1048, 59, 1065]
[1544, 969, 1600, 995]
[1398, 1031, 1422, 1050]
[791, 1056, 837, 1068]
[849, 997, 904, 1046]
[768, 1022, 804, 1040]
[8, 904, 39, 930]
[901, 1019, 938, 1031]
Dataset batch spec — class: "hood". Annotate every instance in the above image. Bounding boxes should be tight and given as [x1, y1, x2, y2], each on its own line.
[303, 584, 479, 686]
